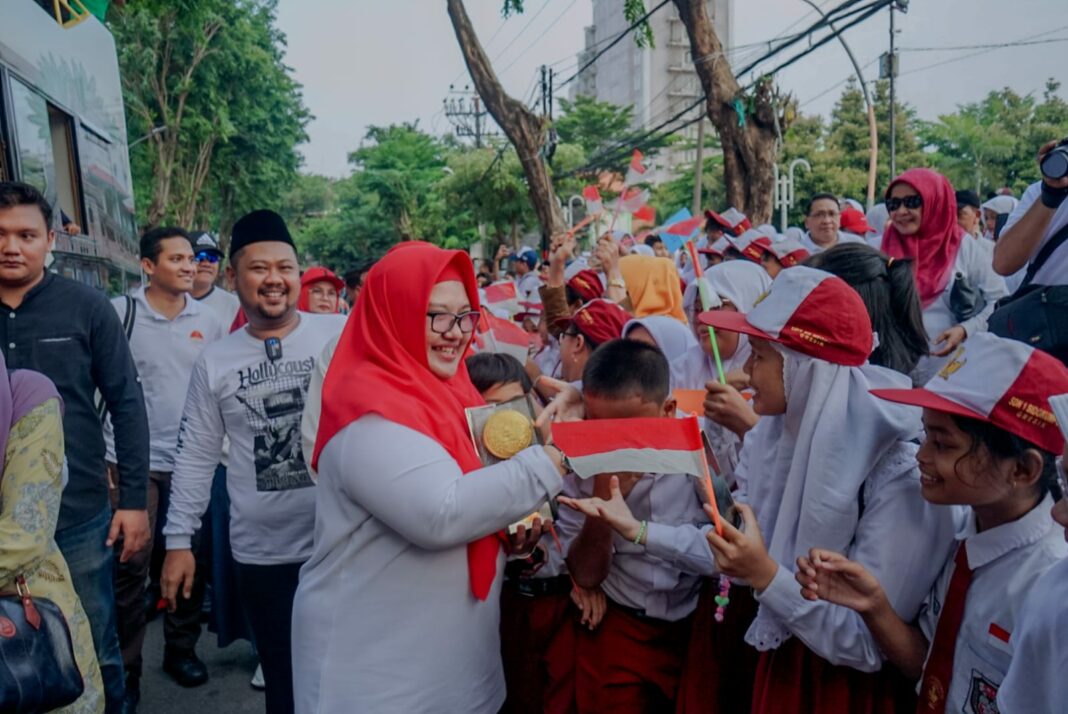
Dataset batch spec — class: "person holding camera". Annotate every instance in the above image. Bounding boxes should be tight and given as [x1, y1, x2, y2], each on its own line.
[993, 138, 1068, 288]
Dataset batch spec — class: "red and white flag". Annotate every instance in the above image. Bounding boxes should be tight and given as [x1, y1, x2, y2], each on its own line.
[583, 185, 603, 215]
[483, 281, 519, 315]
[473, 308, 530, 364]
[612, 187, 650, 214]
[551, 415, 705, 479]
[632, 204, 656, 223]
[624, 149, 647, 186]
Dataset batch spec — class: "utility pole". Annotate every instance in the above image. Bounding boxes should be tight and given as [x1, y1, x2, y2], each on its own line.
[692, 118, 706, 215]
[886, 0, 907, 178]
[443, 84, 494, 148]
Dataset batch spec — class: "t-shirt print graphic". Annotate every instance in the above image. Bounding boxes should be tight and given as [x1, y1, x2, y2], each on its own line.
[236, 356, 316, 492]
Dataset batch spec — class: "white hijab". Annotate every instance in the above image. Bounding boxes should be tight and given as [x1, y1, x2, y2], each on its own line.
[684, 261, 772, 374]
[736, 345, 919, 651]
[623, 316, 711, 391]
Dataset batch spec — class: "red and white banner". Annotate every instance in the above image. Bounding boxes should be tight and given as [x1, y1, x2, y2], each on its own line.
[624, 149, 647, 186]
[483, 281, 519, 316]
[551, 415, 705, 479]
[632, 204, 656, 223]
[613, 187, 650, 214]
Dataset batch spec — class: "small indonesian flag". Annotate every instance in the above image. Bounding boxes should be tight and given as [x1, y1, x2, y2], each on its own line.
[483, 281, 519, 316]
[551, 415, 705, 479]
[659, 208, 703, 253]
[614, 187, 650, 214]
[473, 308, 530, 364]
[625, 149, 648, 186]
[632, 204, 656, 223]
[583, 185, 603, 215]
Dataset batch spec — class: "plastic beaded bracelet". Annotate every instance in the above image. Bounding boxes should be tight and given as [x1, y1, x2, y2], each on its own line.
[633, 519, 647, 545]
[714, 574, 732, 622]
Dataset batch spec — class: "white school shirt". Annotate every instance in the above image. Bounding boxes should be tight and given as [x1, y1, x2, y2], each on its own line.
[104, 289, 225, 471]
[163, 312, 345, 564]
[800, 230, 867, 255]
[291, 415, 563, 714]
[912, 237, 1008, 385]
[749, 441, 960, 671]
[916, 494, 1067, 714]
[194, 284, 241, 326]
[558, 470, 716, 622]
[997, 557, 1068, 712]
[516, 271, 542, 304]
[1001, 180, 1068, 287]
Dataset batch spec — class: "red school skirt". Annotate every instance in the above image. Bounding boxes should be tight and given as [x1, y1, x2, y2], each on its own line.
[675, 578, 760, 714]
[751, 637, 918, 714]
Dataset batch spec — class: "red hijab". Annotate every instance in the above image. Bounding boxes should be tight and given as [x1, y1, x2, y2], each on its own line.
[312, 242, 499, 600]
[880, 168, 964, 308]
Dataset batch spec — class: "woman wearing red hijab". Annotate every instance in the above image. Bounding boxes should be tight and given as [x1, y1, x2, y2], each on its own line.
[880, 168, 1006, 383]
[297, 266, 344, 314]
[290, 242, 566, 713]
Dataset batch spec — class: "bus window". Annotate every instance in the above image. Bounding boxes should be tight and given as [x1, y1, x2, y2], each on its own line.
[10, 77, 84, 230]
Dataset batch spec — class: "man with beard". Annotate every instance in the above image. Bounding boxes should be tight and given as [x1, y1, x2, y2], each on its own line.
[161, 210, 344, 714]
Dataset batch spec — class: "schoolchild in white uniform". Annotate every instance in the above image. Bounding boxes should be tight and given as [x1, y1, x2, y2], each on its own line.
[797, 332, 1068, 714]
[997, 448, 1068, 712]
[694, 267, 959, 714]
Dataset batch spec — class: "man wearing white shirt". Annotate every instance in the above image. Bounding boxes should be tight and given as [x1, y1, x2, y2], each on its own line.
[105, 227, 225, 707]
[800, 193, 868, 254]
[190, 231, 241, 326]
[161, 210, 343, 714]
[993, 138, 1068, 292]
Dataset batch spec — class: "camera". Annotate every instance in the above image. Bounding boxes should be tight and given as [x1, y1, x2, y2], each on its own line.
[1041, 138, 1068, 181]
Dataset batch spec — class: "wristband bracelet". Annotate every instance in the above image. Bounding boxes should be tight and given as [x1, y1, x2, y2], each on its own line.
[1040, 181, 1068, 209]
[634, 519, 648, 545]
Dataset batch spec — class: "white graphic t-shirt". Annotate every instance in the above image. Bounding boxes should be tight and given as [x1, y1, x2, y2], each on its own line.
[164, 312, 345, 564]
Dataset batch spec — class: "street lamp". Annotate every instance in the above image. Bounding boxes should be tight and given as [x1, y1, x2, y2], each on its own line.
[129, 125, 167, 148]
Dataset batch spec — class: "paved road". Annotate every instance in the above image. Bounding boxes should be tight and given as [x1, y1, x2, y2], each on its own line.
[139, 617, 263, 713]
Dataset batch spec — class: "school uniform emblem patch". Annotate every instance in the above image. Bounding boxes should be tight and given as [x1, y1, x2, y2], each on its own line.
[967, 670, 1000, 714]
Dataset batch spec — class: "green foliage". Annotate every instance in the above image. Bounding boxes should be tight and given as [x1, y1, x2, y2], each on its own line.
[113, 0, 308, 232]
[623, 0, 655, 49]
[555, 95, 671, 175]
[920, 80, 1068, 195]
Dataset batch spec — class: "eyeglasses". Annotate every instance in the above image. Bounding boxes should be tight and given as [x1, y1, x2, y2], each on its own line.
[808, 210, 839, 220]
[886, 195, 923, 212]
[426, 311, 480, 334]
[195, 252, 221, 264]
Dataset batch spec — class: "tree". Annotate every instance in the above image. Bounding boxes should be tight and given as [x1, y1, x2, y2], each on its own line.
[447, 0, 567, 246]
[113, 0, 307, 231]
[672, 0, 790, 224]
[555, 96, 671, 175]
[920, 112, 1015, 196]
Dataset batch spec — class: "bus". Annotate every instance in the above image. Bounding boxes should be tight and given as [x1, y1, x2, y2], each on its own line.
[0, 0, 140, 292]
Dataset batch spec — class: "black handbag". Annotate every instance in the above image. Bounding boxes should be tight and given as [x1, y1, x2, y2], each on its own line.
[949, 272, 985, 322]
[0, 575, 84, 713]
[988, 221, 1068, 364]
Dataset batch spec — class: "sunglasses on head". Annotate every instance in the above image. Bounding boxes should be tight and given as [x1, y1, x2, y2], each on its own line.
[886, 195, 923, 212]
[195, 251, 221, 263]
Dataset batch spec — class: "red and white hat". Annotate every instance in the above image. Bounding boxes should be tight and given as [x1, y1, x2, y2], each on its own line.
[766, 237, 811, 267]
[704, 207, 751, 237]
[698, 236, 731, 257]
[871, 332, 1068, 454]
[730, 228, 773, 263]
[698, 266, 872, 366]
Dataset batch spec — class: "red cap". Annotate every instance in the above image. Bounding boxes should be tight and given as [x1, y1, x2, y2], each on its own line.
[840, 207, 874, 235]
[301, 266, 345, 291]
[871, 332, 1068, 454]
[766, 238, 811, 267]
[698, 266, 872, 366]
[730, 229, 773, 263]
[567, 269, 604, 303]
[557, 299, 630, 348]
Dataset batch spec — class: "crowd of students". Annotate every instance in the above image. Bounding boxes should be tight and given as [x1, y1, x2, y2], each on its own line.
[0, 135, 1065, 714]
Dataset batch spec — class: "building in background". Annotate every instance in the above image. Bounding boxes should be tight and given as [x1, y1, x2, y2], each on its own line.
[571, 0, 732, 182]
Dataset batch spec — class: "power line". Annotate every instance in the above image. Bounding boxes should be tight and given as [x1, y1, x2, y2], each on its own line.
[491, 0, 551, 64]
[498, 0, 579, 74]
[556, 0, 672, 89]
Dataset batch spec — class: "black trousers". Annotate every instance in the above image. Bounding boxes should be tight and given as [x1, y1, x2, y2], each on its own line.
[234, 561, 303, 714]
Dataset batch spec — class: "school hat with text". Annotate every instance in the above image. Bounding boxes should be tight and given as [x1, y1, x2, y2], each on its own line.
[729, 227, 774, 263]
[871, 332, 1068, 454]
[765, 236, 811, 267]
[556, 298, 630, 348]
[697, 265, 872, 366]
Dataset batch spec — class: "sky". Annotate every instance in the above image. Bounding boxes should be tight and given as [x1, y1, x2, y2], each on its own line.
[275, 0, 1068, 178]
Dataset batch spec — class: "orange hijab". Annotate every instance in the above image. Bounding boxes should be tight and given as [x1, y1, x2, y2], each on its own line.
[619, 255, 688, 323]
[312, 242, 500, 600]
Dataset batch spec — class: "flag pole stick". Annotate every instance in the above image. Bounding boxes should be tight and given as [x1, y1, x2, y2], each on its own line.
[607, 186, 626, 233]
[687, 416, 725, 537]
[685, 240, 727, 384]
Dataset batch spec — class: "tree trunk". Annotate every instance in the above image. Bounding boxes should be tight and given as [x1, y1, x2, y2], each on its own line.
[673, 0, 781, 224]
[446, 0, 566, 248]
